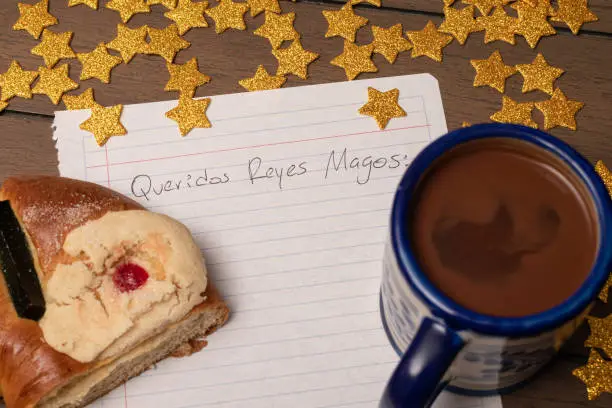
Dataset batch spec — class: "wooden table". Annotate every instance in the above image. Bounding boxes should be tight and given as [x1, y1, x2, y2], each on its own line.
[1, 1, 611, 406]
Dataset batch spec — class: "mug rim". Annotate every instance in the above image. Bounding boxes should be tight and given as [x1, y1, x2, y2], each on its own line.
[391, 123, 612, 337]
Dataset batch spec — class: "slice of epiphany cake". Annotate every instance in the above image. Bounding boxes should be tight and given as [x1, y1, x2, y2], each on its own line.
[0, 176, 229, 408]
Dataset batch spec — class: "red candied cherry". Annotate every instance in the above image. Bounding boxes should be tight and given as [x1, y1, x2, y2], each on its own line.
[113, 263, 149, 293]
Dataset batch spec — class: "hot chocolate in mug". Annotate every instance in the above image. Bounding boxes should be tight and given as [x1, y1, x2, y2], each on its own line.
[379, 124, 612, 408]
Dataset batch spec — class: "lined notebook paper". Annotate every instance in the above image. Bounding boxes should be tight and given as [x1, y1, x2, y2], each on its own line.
[54, 74, 502, 408]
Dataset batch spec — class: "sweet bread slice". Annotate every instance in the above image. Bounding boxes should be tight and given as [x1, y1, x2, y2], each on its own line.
[0, 176, 229, 408]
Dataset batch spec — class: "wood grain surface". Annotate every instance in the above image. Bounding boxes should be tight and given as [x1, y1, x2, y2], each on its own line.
[0, 0, 611, 407]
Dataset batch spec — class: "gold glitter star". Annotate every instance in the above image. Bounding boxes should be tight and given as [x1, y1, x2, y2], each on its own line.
[165, 57, 211, 97]
[477, 7, 518, 44]
[573, 350, 612, 400]
[164, 0, 208, 35]
[322, 3, 368, 43]
[358, 87, 406, 129]
[147, 0, 177, 8]
[351, 0, 381, 6]
[205, 0, 249, 34]
[461, 0, 511, 16]
[585, 315, 612, 357]
[254, 12, 300, 49]
[551, 0, 598, 35]
[461, 121, 471, 127]
[511, 1, 555, 48]
[166, 96, 212, 136]
[515, 54, 563, 95]
[12, 0, 58, 39]
[68, 0, 99, 9]
[600, 279, 612, 303]
[146, 25, 190, 63]
[331, 41, 377, 81]
[32, 64, 78, 105]
[0, 101, 7, 112]
[596, 161, 612, 199]
[406, 21, 453, 63]
[107, 24, 148, 63]
[535, 89, 583, 131]
[247, 0, 280, 17]
[470, 50, 516, 93]
[239, 65, 286, 91]
[272, 40, 319, 79]
[490, 96, 537, 128]
[31, 30, 76, 68]
[0, 61, 38, 101]
[63, 88, 100, 110]
[439, 5, 482, 45]
[77, 43, 122, 83]
[371, 24, 411, 64]
[80, 104, 127, 146]
[106, 0, 150, 23]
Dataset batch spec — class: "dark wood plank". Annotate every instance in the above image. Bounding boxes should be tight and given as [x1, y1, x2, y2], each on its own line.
[0, 112, 57, 182]
[333, 0, 612, 35]
[503, 358, 612, 407]
[1, 1, 612, 167]
[1, 2, 611, 407]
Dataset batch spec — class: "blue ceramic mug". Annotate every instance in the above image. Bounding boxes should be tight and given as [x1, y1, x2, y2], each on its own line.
[379, 124, 612, 408]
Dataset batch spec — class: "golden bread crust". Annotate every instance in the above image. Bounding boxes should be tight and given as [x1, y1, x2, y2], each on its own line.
[0, 176, 227, 408]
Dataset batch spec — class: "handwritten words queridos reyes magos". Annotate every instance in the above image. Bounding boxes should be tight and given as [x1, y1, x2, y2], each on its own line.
[130, 148, 414, 201]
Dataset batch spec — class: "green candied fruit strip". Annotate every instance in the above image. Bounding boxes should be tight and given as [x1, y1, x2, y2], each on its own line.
[0, 200, 45, 321]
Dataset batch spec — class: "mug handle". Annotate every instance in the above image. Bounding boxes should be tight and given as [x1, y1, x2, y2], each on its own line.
[380, 317, 466, 408]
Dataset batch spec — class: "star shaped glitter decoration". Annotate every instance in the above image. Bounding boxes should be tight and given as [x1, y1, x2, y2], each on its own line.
[254, 12, 300, 49]
[461, 0, 512, 16]
[107, 24, 149, 63]
[68, 0, 99, 9]
[205, 0, 249, 34]
[371, 24, 411, 64]
[165, 57, 211, 97]
[239, 65, 286, 92]
[490, 96, 537, 128]
[0, 61, 38, 101]
[573, 350, 612, 400]
[515, 54, 564, 95]
[439, 5, 482, 45]
[584, 315, 612, 357]
[147, 0, 177, 8]
[511, 1, 556, 48]
[477, 7, 518, 45]
[106, 0, 151, 23]
[32, 64, 79, 105]
[406, 21, 453, 63]
[599, 273, 611, 303]
[322, 3, 368, 43]
[80, 104, 127, 146]
[272, 40, 319, 80]
[247, 0, 280, 17]
[551, 0, 598, 35]
[62, 88, 100, 110]
[331, 41, 377, 81]
[166, 96, 212, 136]
[359, 87, 406, 129]
[164, 0, 208, 35]
[77, 43, 122, 83]
[470, 50, 516, 93]
[596, 160, 612, 200]
[31, 30, 76, 68]
[146, 25, 190, 63]
[351, 0, 381, 6]
[12, 0, 58, 39]
[535, 89, 583, 131]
